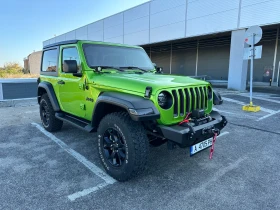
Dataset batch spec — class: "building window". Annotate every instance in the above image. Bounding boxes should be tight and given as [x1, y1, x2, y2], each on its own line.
[41, 49, 58, 72]
[62, 47, 81, 72]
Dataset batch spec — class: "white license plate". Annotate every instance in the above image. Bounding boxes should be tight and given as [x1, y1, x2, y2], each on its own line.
[190, 139, 213, 156]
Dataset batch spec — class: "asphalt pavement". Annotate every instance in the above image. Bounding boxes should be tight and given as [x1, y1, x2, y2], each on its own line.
[0, 89, 280, 210]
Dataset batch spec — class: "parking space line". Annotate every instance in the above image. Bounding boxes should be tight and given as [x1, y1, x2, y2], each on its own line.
[31, 123, 116, 201]
[212, 108, 235, 115]
[222, 97, 275, 114]
[222, 97, 246, 105]
[32, 122, 116, 184]
[68, 182, 109, 201]
[257, 110, 280, 121]
[239, 94, 280, 104]
[217, 131, 229, 137]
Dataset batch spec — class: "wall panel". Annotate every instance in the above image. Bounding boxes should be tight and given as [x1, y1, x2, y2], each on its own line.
[187, 0, 239, 20]
[104, 13, 123, 28]
[104, 36, 123, 44]
[150, 21, 185, 43]
[124, 3, 149, 22]
[88, 30, 103, 41]
[65, 31, 76, 40]
[75, 26, 87, 40]
[104, 24, 123, 40]
[150, 0, 186, 14]
[124, 30, 149, 45]
[240, 0, 280, 28]
[124, 16, 149, 35]
[186, 10, 238, 37]
[88, 20, 103, 34]
[150, 6, 186, 29]
[55, 35, 66, 43]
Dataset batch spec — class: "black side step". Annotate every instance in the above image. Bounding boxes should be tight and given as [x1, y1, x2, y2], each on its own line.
[55, 113, 95, 133]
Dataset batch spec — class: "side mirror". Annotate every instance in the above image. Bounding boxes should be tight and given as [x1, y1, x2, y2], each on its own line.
[156, 67, 163, 74]
[63, 60, 78, 73]
[213, 91, 223, 105]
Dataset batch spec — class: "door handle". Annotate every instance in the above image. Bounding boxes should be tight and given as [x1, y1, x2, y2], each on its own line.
[57, 80, 65, 85]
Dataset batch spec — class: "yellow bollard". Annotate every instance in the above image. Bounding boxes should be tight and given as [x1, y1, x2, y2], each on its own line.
[242, 101, 260, 112]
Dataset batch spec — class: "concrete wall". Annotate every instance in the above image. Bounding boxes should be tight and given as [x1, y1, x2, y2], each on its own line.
[43, 0, 280, 46]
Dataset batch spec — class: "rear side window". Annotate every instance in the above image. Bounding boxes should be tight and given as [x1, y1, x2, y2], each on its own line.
[41, 49, 58, 72]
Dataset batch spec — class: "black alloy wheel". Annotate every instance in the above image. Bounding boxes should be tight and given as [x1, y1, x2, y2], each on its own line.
[40, 99, 50, 127]
[102, 128, 126, 167]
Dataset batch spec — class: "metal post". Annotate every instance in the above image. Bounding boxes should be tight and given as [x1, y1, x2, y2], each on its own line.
[250, 33, 255, 106]
[195, 40, 199, 76]
[277, 61, 280, 86]
[170, 43, 172, 74]
[272, 27, 279, 83]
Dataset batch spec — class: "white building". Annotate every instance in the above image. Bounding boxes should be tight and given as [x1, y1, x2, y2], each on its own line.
[43, 0, 280, 90]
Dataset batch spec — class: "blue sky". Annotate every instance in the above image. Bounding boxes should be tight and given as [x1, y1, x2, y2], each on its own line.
[0, 0, 150, 67]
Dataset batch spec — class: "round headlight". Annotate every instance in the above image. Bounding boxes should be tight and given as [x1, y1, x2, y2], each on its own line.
[158, 91, 172, 109]
[207, 86, 213, 100]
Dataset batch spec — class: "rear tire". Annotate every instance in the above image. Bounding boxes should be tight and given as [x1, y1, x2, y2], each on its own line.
[97, 112, 149, 181]
[39, 93, 63, 132]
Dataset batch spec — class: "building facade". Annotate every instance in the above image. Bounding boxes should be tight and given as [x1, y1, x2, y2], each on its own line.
[43, 0, 280, 90]
[24, 51, 42, 75]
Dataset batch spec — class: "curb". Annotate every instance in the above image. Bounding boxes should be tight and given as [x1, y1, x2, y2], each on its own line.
[0, 98, 37, 108]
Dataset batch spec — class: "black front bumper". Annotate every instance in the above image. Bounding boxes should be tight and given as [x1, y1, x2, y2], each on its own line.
[158, 111, 227, 148]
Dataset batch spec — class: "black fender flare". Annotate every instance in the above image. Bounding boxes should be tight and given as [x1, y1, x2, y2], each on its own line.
[37, 82, 61, 111]
[213, 91, 223, 105]
[91, 92, 160, 127]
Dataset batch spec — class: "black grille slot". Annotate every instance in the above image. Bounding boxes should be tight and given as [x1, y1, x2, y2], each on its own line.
[199, 87, 204, 109]
[190, 88, 195, 111]
[203, 86, 208, 108]
[178, 89, 184, 116]
[172, 90, 178, 117]
[184, 88, 190, 113]
[195, 87, 200, 109]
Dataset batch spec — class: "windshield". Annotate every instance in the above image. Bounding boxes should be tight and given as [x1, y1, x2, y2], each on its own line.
[83, 44, 154, 71]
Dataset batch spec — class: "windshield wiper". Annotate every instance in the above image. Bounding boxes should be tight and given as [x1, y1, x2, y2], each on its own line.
[89, 66, 124, 72]
[120, 66, 147, 72]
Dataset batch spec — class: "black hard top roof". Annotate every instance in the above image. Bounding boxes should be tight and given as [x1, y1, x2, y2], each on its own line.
[43, 40, 79, 49]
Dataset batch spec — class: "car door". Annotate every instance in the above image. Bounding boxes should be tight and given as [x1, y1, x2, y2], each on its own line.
[57, 45, 86, 118]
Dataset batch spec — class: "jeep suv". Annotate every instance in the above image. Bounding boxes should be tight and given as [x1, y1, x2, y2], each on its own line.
[37, 40, 227, 181]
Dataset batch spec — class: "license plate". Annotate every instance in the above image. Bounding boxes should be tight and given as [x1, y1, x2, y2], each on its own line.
[190, 139, 213, 156]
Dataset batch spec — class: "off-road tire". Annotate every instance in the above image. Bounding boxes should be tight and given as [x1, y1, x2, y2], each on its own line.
[97, 112, 149, 181]
[39, 93, 63, 132]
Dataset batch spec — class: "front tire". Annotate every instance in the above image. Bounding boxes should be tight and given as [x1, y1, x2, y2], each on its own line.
[39, 93, 63, 132]
[97, 112, 149, 181]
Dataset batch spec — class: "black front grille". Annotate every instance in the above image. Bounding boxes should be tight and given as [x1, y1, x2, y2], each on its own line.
[171, 86, 208, 118]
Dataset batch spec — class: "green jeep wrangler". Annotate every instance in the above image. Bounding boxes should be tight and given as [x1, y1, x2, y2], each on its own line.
[37, 40, 227, 181]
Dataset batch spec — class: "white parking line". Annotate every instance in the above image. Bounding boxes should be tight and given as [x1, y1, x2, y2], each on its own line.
[31, 123, 116, 201]
[212, 108, 235, 115]
[222, 97, 275, 114]
[257, 110, 280, 121]
[216, 131, 229, 138]
[239, 94, 280, 104]
[68, 182, 109, 201]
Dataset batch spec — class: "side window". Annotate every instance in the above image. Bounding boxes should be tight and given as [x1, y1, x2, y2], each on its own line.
[41, 49, 58, 72]
[62, 47, 81, 72]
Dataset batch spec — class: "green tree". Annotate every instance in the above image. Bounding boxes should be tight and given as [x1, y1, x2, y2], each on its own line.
[1, 62, 23, 73]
